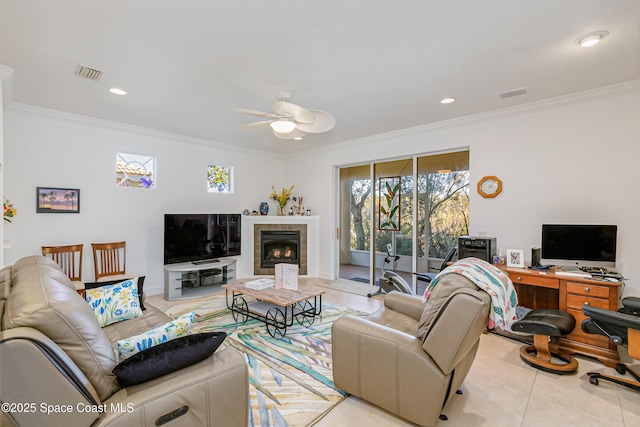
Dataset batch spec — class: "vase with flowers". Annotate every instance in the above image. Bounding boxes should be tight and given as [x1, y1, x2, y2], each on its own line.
[270, 185, 294, 215]
[3, 198, 17, 223]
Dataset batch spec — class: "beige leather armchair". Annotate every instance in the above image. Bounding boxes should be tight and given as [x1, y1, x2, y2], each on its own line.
[332, 287, 491, 427]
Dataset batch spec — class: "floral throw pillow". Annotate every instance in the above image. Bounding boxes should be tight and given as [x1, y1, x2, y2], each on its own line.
[85, 278, 143, 327]
[116, 311, 195, 361]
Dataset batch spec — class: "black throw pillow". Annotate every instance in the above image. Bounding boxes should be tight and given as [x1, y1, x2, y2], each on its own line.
[112, 332, 227, 387]
[84, 276, 146, 310]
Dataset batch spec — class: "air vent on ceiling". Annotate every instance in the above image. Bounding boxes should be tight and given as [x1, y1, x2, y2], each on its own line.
[500, 87, 528, 99]
[75, 65, 103, 81]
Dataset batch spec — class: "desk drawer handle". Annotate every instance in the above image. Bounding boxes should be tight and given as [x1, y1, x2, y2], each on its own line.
[517, 276, 522, 281]
[584, 287, 590, 293]
[584, 302, 590, 306]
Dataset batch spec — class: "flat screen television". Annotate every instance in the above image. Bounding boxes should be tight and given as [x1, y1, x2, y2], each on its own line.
[164, 213, 241, 265]
[540, 224, 617, 269]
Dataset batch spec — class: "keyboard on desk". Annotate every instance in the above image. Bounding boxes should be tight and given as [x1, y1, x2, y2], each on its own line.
[555, 270, 592, 278]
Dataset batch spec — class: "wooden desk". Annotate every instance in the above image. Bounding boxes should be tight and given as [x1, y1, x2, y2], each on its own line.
[501, 265, 622, 367]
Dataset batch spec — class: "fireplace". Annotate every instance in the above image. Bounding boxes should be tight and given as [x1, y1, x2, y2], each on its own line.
[253, 223, 308, 275]
[260, 230, 300, 268]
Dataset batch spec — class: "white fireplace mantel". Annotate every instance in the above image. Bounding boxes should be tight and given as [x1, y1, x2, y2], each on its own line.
[238, 215, 320, 278]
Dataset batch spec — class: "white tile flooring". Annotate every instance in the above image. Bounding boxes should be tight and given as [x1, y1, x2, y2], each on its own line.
[152, 280, 640, 427]
[5, 280, 637, 427]
[308, 283, 640, 427]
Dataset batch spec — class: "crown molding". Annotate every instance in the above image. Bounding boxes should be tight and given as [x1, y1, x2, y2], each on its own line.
[287, 79, 640, 159]
[0, 65, 14, 80]
[6, 103, 283, 159]
[0, 65, 15, 108]
[6, 78, 638, 161]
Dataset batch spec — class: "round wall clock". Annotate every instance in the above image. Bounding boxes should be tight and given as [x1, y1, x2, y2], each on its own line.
[477, 176, 502, 198]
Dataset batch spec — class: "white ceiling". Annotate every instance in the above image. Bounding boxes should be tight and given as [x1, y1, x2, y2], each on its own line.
[1, 1, 639, 154]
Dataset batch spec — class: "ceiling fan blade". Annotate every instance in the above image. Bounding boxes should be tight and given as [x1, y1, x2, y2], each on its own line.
[238, 95, 334, 140]
[273, 128, 307, 139]
[270, 101, 315, 124]
[296, 109, 336, 133]
[243, 120, 273, 129]
[233, 108, 278, 119]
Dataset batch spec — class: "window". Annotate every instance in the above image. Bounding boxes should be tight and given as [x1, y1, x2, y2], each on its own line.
[116, 153, 155, 189]
[342, 150, 469, 262]
[207, 165, 233, 194]
[374, 160, 413, 257]
[416, 152, 469, 259]
[349, 178, 372, 251]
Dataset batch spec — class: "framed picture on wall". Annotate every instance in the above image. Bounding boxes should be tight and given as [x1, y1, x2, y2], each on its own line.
[36, 187, 80, 213]
[506, 248, 525, 268]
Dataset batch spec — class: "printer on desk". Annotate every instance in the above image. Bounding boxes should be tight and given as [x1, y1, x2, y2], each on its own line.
[458, 236, 496, 263]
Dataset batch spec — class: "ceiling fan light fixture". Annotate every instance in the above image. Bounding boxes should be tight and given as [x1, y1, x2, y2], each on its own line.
[236, 93, 333, 139]
[270, 119, 297, 134]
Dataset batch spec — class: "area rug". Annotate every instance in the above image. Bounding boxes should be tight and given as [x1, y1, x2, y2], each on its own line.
[160, 293, 364, 427]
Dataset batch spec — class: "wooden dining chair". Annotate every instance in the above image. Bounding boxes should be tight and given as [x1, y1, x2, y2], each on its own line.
[41, 244, 84, 294]
[91, 241, 129, 282]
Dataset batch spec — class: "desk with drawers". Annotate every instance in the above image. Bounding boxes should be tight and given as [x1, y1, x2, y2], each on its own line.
[501, 266, 622, 367]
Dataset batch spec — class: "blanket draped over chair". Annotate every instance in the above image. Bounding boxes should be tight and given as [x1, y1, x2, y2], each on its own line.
[422, 257, 518, 330]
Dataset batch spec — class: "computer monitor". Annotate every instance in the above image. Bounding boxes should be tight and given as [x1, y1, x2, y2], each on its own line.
[540, 224, 617, 269]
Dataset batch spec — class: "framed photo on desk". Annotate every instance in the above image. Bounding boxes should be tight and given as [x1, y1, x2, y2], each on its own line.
[506, 249, 524, 268]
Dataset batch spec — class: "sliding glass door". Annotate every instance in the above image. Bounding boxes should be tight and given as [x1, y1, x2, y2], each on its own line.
[338, 150, 469, 294]
[416, 151, 470, 284]
[339, 165, 372, 283]
[372, 159, 414, 288]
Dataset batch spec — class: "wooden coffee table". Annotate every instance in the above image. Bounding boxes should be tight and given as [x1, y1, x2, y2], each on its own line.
[222, 282, 325, 338]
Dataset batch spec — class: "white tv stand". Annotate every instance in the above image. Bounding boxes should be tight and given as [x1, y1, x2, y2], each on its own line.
[164, 258, 237, 300]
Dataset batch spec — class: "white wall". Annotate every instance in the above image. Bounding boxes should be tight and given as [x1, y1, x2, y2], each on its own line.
[3, 105, 286, 295]
[0, 65, 15, 266]
[284, 81, 640, 298]
[5, 82, 640, 298]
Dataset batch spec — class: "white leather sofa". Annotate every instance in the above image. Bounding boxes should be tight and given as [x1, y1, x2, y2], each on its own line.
[0, 256, 248, 427]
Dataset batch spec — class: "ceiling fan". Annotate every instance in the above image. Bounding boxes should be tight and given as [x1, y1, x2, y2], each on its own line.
[234, 91, 336, 140]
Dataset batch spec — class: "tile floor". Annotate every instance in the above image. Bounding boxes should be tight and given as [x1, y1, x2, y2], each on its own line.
[339, 263, 429, 297]
[151, 281, 640, 426]
[307, 283, 640, 427]
[5, 280, 636, 427]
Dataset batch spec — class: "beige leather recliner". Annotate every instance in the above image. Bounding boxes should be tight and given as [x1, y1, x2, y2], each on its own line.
[0, 256, 249, 427]
[332, 285, 491, 427]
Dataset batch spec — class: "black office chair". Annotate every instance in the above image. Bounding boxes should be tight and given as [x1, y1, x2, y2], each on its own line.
[582, 297, 640, 392]
[414, 247, 458, 283]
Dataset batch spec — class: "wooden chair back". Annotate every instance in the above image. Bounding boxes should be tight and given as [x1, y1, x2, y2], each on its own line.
[91, 241, 127, 281]
[41, 244, 84, 282]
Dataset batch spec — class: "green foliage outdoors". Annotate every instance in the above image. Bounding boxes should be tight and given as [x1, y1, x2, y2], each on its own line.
[350, 171, 469, 259]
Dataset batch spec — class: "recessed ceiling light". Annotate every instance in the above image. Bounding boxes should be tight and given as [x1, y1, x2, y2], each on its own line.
[440, 97, 456, 104]
[294, 137, 303, 140]
[109, 87, 127, 95]
[576, 31, 609, 47]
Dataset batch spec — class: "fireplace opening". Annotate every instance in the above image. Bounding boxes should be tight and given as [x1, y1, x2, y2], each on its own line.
[261, 230, 300, 268]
